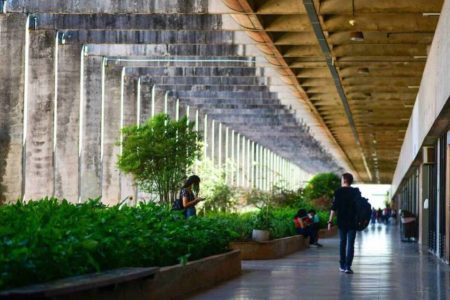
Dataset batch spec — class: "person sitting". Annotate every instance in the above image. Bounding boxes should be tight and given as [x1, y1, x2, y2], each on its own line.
[308, 209, 323, 247]
[293, 209, 320, 247]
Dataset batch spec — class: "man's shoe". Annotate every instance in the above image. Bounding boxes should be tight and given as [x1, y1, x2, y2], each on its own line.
[314, 242, 323, 247]
[345, 268, 354, 274]
[339, 267, 345, 272]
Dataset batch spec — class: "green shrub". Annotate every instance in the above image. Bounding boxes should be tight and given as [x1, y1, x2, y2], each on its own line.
[117, 113, 201, 204]
[196, 159, 237, 214]
[303, 173, 340, 210]
[0, 198, 237, 290]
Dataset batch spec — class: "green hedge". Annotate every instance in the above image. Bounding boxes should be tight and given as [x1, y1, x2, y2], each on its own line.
[0, 199, 333, 290]
[0, 199, 237, 290]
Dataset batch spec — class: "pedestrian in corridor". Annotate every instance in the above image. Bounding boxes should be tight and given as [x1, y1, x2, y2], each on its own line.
[328, 173, 361, 274]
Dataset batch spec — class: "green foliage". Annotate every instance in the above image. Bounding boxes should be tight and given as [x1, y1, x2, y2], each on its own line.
[196, 159, 237, 213]
[303, 173, 340, 210]
[252, 207, 274, 231]
[317, 211, 333, 229]
[206, 207, 298, 241]
[0, 198, 237, 290]
[269, 208, 298, 239]
[117, 113, 201, 204]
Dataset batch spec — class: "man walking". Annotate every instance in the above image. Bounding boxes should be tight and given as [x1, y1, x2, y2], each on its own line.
[328, 173, 361, 274]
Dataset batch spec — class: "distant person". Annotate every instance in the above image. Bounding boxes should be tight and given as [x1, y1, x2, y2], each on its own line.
[294, 209, 319, 246]
[180, 175, 204, 218]
[328, 173, 361, 274]
[377, 208, 383, 223]
[371, 208, 377, 224]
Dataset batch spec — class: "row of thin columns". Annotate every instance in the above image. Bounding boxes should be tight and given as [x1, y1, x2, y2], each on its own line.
[0, 14, 310, 204]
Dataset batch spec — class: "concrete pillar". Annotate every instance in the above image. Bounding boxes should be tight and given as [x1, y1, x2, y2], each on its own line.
[236, 133, 241, 187]
[210, 120, 215, 165]
[54, 41, 82, 202]
[218, 123, 223, 169]
[79, 55, 103, 200]
[120, 75, 138, 203]
[23, 28, 56, 200]
[231, 130, 236, 186]
[101, 66, 122, 205]
[224, 126, 230, 182]
[0, 14, 26, 202]
[247, 139, 251, 188]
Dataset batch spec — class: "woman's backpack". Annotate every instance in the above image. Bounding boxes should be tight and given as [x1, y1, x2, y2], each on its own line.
[172, 190, 184, 211]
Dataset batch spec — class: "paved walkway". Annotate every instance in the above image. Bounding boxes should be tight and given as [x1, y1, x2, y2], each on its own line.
[190, 224, 450, 300]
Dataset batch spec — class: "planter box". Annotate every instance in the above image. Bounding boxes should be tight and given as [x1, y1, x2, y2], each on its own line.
[0, 250, 241, 300]
[146, 250, 241, 300]
[319, 226, 338, 238]
[230, 235, 309, 260]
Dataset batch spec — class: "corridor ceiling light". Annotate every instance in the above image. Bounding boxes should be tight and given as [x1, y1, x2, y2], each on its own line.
[350, 31, 365, 42]
[349, 19, 356, 26]
[422, 13, 440, 16]
[407, 86, 420, 89]
[413, 56, 427, 59]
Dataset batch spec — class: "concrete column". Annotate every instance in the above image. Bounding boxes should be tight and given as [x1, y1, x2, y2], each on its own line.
[240, 135, 246, 187]
[138, 81, 152, 123]
[120, 76, 138, 203]
[255, 144, 260, 190]
[79, 55, 103, 200]
[0, 14, 26, 202]
[247, 139, 251, 188]
[203, 114, 208, 160]
[231, 130, 236, 186]
[101, 66, 122, 205]
[23, 28, 56, 200]
[210, 120, 215, 165]
[236, 133, 241, 187]
[250, 141, 256, 189]
[54, 41, 82, 202]
[224, 126, 229, 183]
[218, 123, 223, 169]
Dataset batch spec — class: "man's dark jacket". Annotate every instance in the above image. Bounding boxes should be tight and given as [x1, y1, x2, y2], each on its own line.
[331, 187, 361, 230]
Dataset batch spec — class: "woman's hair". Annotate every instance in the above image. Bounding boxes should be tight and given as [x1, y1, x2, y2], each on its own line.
[342, 173, 354, 185]
[182, 175, 201, 188]
[296, 209, 307, 218]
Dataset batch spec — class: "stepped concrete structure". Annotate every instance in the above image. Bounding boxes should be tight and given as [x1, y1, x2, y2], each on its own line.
[2, 0, 450, 263]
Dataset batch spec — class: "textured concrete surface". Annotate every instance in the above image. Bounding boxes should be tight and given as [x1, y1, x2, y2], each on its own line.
[0, 14, 26, 202]
[54, 43, 83, 201]
[191, 225, 450, 300]
[23, 30, 56, 200]
[0, 4, 345, 202]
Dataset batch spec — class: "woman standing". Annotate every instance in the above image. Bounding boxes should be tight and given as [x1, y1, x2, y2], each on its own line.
[180, 175, 204, 218]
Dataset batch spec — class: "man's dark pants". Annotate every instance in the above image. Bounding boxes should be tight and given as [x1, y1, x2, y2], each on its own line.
[339, 228, 356, 269]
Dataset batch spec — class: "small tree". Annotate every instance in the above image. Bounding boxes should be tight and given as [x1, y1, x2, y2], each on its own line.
[117, 113, 201, 204]
[303, 172, 340, 210]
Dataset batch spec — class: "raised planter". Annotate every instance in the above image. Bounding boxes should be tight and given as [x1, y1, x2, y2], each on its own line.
[145, 250, 241, 299]
[230, 235, 309, 260]
[0, 250, 241, 300]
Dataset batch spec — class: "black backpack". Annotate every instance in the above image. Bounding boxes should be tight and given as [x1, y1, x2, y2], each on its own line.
[172, 190, 184, 211]
[354, 193, 372, 231]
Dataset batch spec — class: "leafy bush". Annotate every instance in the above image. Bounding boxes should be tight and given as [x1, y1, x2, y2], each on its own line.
[0, 198, 237, 290]
[196, 159, 237, 213]
[303, 173, 340, 210]
[117, 113, 201, 204]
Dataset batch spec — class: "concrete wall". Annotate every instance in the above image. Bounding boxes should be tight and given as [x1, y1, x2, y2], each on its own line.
[0, 1, 346, 203]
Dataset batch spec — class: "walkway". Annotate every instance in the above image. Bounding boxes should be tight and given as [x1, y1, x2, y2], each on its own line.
[191, 224, 450, 300]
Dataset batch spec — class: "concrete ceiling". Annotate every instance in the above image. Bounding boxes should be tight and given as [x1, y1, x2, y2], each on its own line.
[222, 0, 443, 183]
